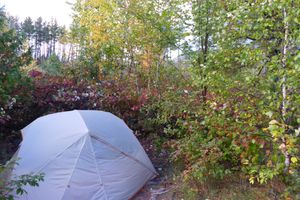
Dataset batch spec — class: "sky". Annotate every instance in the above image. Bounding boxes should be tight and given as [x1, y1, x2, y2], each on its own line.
[1, 0, 76, 27]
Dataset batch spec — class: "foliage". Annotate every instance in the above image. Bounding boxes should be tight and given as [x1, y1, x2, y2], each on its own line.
[31, 75, 152, 130]
[207, 0, 300, 184]
[68, 0, 300, 195]
[131, 0, 300, 193]
[71, 0, 185, 79]
[0, 7, 33, 129]
[0, 160, 44, 200]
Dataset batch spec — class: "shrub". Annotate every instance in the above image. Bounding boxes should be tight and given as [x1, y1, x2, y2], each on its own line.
[40, 54, 63, 76]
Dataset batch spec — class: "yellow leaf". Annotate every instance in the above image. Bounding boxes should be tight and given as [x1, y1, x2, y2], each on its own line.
[291, 157, 297, 163]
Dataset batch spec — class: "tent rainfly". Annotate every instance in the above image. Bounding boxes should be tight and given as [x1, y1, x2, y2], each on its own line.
[12, 110, 157, 200]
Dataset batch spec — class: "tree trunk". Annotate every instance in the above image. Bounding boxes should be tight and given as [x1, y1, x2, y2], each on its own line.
[281, 7, 290, 173]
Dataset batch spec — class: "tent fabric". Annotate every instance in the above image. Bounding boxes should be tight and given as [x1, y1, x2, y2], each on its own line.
[12, 110, 157, 200]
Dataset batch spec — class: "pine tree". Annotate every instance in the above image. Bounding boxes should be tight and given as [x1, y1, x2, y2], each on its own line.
[21, 17, 34, 40]
[33, 17, 43, 60]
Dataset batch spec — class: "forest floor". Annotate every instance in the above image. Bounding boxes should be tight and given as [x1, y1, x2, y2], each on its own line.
[132, 137, 178, 200]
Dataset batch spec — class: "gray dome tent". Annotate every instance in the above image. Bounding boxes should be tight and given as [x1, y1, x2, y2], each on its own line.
[12, 110, 157, 200]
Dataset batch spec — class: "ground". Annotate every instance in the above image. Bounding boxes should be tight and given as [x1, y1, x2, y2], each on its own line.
[132, 138, 178, 200]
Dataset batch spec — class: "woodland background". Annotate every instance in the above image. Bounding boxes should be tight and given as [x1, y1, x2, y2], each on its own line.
[0, 0, 300, 199]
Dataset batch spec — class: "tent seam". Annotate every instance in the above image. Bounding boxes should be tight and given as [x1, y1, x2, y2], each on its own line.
[76, 110, 109, 200]
[30, 134, 86, 175]
[90, 135, 158, 176]
[59, 136, 87, 200]
[88, 135, 109, 200]
[75, 110, 156, 175]
[75, 110, 89, 133]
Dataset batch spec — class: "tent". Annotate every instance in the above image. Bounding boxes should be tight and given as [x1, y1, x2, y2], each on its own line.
[12, 110, 157, 200]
